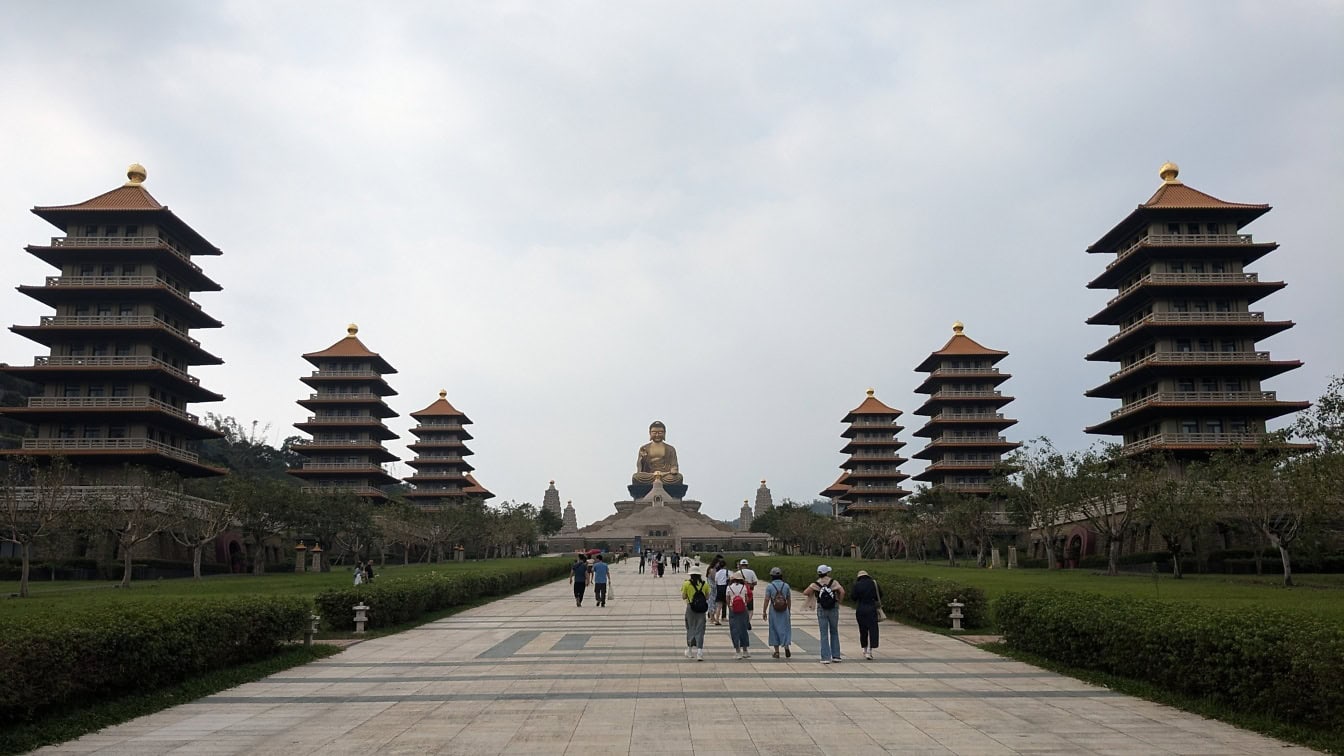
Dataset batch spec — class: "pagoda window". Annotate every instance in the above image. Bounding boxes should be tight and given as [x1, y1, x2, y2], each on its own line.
[1225, 378, 1244, 391]
[87, 385, 105, 397]
[1192, 301, 1209, 313]
[108, 425, 127, 439]
[1177, 379, 1196, 392]
[1167, 223, 1182, 234]
[111, 384, 130, 397]
[63, 384, 81, 397]
[1189, 261, 1205, 274]
[58, 424, 76, 439]
[96, 304, 112, 316]
[1186, 223, 1201, 235]
[1170, 300, 1188, 313]
[1201, 378, 1219, 393]
[1180, 420, 1199, 434]
[1206, 420, 1224, 435]
[1229, 418, 1248, 433]
[1169, 261, 1185, 273]
[1211, 261, 1226, 273]
[119, 304, 135, 315]
[122, 263, 138, 276]
[74, 304, 90, 316]
[68, 345, 86, 357]
[1215, 300, 1231, 313]
[1207, 223, 1221, 234]
[83, 225, 98, 237]
[79, 263, 96, 275]
[1198, 338, 1214, 352]
[106, 225, 120, 236]
[83, 426, 101, 439]
[124, 225, 138, 237]
[91, 344, 108, 357]
[1221, 340, 1238, 352]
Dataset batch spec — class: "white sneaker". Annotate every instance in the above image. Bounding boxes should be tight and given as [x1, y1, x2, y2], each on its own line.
[864, 652, 873, 660]
[734, 650, 743, 659]
[832, 657, 842, 663]
[820, 659, 831, 665]
[696, 649, 703, 661]
[685, 647, 693, 658]
[742, 651, 751, 659]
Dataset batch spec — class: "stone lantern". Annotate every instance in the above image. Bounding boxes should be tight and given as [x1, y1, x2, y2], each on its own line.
[294, 541, 307, 573]
[310, 543, 323, 572]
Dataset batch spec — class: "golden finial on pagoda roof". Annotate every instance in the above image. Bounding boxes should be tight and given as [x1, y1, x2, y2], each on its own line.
[866, 387, 875, 397]
[761, 479, 766, 485]
[1159, 161, 1180, 183]
[124, 163, 146, 186]
[549, 480, 555, 485]
[347, 323, 359, 336]
[439, 389, 447, 399]
[953, 321, 964, 334]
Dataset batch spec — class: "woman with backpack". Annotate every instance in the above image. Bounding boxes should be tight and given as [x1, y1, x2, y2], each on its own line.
[762, 566, 792, 659]
[803, 564, 845, 665]
[681, 566, 712, 661]
[850, 570, 882, 660]
[724, 571, 753, 659]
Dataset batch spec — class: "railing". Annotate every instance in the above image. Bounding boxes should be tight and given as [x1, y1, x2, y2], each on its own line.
[299, 485, 385, 497]
[1120, 432, 1268, 455]
[309, 369, 381, 379]
[291, 439, 379, 447]
[927, 412, 1006, 422]
[850, 419, 897, 426]
[1109, 272, 1260, 305]
[300, 416, 384, 425]
[930, 389, 1002, 400]
[416, 422, 465, 430]
[21, 437, 200, 463]
[410, 456, 466, 463]
[36, 315, 201, 347]
[1108, 351, 1271, 381]
[1110, 390, 1278, 419]
[305, 392, 383, 402]
[1107, 233, 1255, 271]
[407, 472, 470, 479]
[1107, 311, 1267, 344]
[929, 436, 1009, 444]
[928, 459, 999, 467]
[33, 355, 201, 385]
[929, 367, 1000, 377]
[49, 236, 203, 274]
[935, 482, 994, 493]
[27, 396, 199, 422]
[299, 462, 387, 471]
[43, 276, 203, 310]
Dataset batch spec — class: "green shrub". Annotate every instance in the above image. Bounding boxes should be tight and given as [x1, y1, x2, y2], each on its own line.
[0, 596, 308, 724]
[314, 561, 570, 631]
[761, 562, 988, 630]
[996, 590, 1344, 728]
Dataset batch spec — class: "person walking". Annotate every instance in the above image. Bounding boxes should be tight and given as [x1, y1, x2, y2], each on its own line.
[569, 554, 589, 607]
[592, 554, 611, 607]
[638, 551, 646, 574]
[682, 566, 712, 661]
[850, 570, 881, 659]
[656, 555, 666, 578]
[725, 571, 752, 659]
[363, 560, 376, 583]
[804, 564, 845, 664]
[352, 564, 364, 586]
[738, 559, 759, 611]
[763, 567, 792, 659]
[713, 558, 730, 625]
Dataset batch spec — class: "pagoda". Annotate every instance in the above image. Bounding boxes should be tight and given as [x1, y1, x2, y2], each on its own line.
[542, 480, 562, 519]
[288, 325, 400, 500]
[753, 479, 773, 519]
[831, 389, 910, 516]
[912, 322, 1020, 493]
[0, 165, 226, 477]
[1084, 163, 1309, 457]
[402, 389, 493, 507]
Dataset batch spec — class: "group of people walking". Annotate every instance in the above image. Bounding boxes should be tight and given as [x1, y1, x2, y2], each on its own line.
[567, 553, 611, 607]
[638, 549, 684, 577]
[680, 557, 883, 664]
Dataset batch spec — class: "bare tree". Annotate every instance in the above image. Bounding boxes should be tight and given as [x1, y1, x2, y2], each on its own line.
[1209, 443, 1314, 587]
[166, 477, 247, 579]
[1139, 459, 1214, 579]
[1073, 447, 1159, 576]
[995, 438, 1085, 569]
[99, 467, 182, 588]
[0, 456, 80, 597]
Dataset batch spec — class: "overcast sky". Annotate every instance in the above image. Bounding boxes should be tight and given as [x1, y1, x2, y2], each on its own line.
[1, 2, 1340, 526]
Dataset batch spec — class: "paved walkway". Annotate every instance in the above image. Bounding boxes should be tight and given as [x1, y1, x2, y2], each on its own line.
[39, 560, 1318, 755]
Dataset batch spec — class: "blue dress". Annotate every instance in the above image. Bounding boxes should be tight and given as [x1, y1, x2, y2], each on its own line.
[765, 579, 792, 647]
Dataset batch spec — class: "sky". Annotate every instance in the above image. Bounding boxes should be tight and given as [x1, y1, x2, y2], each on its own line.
[1, 2, 1341, 527]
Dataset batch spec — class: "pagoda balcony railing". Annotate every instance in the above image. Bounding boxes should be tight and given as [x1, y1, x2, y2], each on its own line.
[1121, 431, 1268, 455]
[1109, 351, 1272, 381]
[309, 369, 382, 378]
[927, 412, 1006, 422]
[299, 462, 388, 471]
[37, 315, 201, 347]
[299, 485, 385, 497]
[44, 276, 203, 310]
[1111, 391, 1277, 419]
[305, 392, 384, 402]
[1107, 312, 1266, 344]
[415, 422, 465, 430]
[850, 419, 897, 427]
[1108, 233, 1255, 271]
[412, 455, 466, 462]
[48, 236, 203, 274]
[407, 472, 470, 479]
[27, 396, 199, 423]
[929, 436, 1009, 444]
[291, 438, 379, 447]
[929, 367, 1000, 376]
[929, 389, 1002, 400]
[21, 437, 199, 463]
[929, 459, 998, 467]
[1109, 272, 1259, 305]
[848, 484, 910, 491]
[33, 355, 201, 385]
[935, 482, 994, 493]
[847, 452, 902, 459]
[301, 416, 382, 424]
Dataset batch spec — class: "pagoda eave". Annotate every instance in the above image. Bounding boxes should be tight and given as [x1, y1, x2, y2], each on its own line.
[1085, 359, 1303, 398]
[25, 244, 224, 291]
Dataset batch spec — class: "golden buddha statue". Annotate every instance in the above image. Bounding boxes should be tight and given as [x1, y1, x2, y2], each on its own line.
[633, 421, 683, 486]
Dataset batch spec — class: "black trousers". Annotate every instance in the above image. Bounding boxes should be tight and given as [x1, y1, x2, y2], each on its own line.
[856, 608, 880, 649]
[594, 583, 607, 605]
[573, 582, 587, 604]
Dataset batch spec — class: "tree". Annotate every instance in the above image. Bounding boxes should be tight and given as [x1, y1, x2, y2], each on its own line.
[1072, 447, 1158, 577]
[99, 466, 182, 588]
[0, 456, 80, 597]
[995, 438, 1085, 569]
[236, 477, 302, 574]
[1139, 459, 1214, 579]
[290, 490, 374, 567]
[1208, 441, 1315, 587]
[536, 507, 563, 537]
[166, 477, 247, 579]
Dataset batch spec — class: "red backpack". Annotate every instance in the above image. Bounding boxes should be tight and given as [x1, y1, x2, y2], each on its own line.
[729, 588, 748, 615]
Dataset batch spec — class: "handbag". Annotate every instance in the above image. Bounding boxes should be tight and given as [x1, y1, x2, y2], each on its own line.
[874, 582, 887, 621]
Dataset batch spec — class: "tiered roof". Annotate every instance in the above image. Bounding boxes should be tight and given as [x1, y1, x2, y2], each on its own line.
[402, 389, 493, 506]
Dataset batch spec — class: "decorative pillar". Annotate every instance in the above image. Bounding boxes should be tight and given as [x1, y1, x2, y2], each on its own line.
[294, 541, 307, 573]
[310, 543, 323, 572]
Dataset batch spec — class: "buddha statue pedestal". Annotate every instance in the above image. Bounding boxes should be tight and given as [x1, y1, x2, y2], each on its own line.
[628, 481, 688, 500]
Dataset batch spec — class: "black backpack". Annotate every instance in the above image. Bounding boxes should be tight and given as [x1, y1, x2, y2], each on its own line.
[815, 578, 839, 610]
[689, 581, 709, 613]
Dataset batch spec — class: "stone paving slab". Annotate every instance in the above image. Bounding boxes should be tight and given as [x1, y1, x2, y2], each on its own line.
[34, 560, 1320, 755]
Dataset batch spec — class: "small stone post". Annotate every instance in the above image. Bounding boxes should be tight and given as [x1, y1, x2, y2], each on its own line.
[948, 599, 965, 631]
[991, 548, 1002, 569]
[310, 543, 323, 572]
[850, 544, 861, 560]
[305, 614, 321, 647]
[454, 545, 465, 562]
[353, 603, 370, 634]
[294, 541, 307, 573]
[1007, 545, 1018, 569]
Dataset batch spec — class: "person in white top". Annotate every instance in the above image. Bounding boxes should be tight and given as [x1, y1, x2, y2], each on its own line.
[713, 558, 730, 625]
[738, 558, 759, 612]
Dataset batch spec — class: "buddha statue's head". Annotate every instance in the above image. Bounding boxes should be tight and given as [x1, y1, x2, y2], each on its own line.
[649, 421, 666, 442]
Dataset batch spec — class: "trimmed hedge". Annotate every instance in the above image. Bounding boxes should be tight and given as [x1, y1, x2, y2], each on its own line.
[314, 560, 571, 631]
[0, 596, 308, 724]
[996, 590, 1344, 728]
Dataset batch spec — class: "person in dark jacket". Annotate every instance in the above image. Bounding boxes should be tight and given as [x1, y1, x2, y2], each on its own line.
[850, 570, 881, 660]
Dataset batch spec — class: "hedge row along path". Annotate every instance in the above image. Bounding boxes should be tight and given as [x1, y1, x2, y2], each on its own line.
[36, 560, 1316, 755]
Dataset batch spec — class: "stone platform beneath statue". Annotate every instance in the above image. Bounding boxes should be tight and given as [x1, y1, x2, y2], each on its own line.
[628, 482, 688, 499]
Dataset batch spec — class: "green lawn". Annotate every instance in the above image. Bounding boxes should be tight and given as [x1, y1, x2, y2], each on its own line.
[0, 559, 554, 619]
[714, 554, 1344, 627]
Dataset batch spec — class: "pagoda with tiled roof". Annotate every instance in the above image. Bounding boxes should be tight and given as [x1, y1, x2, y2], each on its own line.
[402, 389, 493, 507]
[1084, 163, 1310, 457]
[830, 389, 910, 516]
[0, 164, 226, 476]
[911, 322, 1020, 494]
[288, 325, 399, 500]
